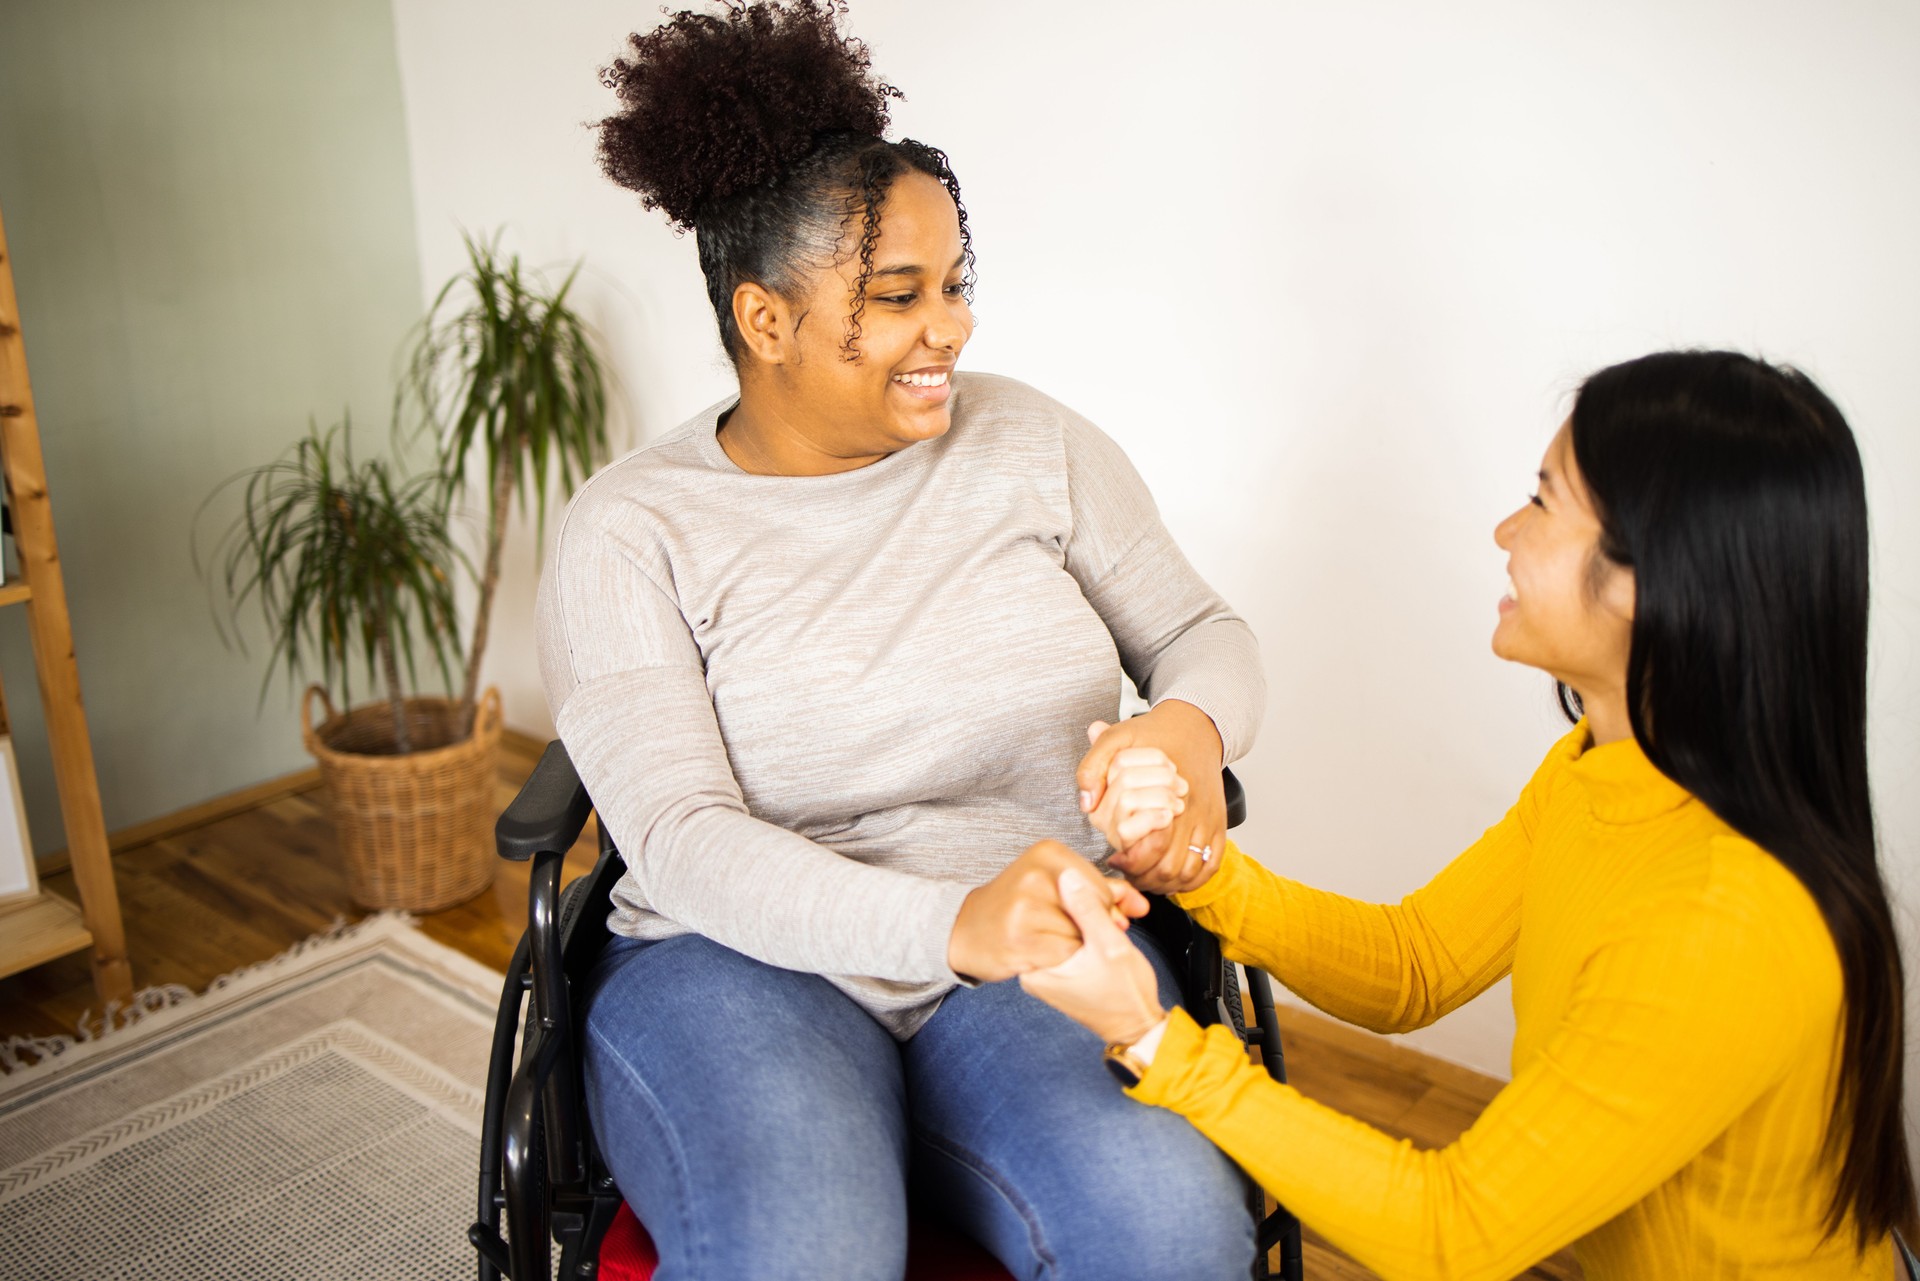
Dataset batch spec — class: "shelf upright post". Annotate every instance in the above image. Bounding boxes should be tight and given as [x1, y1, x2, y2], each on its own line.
[0, 199, 132, 1005]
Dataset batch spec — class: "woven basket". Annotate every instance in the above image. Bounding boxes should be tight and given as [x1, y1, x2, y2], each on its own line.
[301, 685, 502, 911]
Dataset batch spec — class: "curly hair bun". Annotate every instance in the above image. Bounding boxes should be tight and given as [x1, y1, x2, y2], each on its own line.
[597, 0, 901, 229]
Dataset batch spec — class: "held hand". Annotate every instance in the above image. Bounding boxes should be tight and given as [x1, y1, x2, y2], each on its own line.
[1078, 700, 1226, 895]
[948, 840, 1150, 984]
[1020, 871, 1166, 1046]
[1086, 740, 1190, 852]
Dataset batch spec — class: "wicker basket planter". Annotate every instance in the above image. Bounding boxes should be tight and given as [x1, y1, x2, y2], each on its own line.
[301, 685, 502, 911]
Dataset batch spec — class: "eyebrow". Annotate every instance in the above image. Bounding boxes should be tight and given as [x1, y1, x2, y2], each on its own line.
[871, 252, 969, 279]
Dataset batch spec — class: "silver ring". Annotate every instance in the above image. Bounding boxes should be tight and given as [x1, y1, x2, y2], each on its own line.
[1188, 843, 1213, 862]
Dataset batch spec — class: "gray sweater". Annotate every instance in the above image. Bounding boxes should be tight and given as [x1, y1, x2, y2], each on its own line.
[536, 373, 1264, 1036]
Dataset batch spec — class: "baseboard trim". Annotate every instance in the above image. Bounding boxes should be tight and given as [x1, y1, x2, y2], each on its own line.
[34, 766, 324, 878]
[1264, 986, 1507, 1095]
[500, 726, 550, 758]
[36, 724, 551, 878]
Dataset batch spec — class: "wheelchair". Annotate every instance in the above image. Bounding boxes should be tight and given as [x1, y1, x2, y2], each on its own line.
[470, 741, 1306, 1281]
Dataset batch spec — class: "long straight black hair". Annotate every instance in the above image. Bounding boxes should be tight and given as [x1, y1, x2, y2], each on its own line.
[1559, 350, 1914, 1247]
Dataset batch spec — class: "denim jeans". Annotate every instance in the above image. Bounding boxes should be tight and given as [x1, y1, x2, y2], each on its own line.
[582, 926, 1256, 1280]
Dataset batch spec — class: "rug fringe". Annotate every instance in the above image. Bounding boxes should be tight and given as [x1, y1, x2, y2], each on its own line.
[1, 912, 417, 1074]
[199, 911, 416, 997]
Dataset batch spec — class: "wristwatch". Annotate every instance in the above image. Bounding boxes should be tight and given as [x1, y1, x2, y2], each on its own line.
[1102, 1040, 1152, 1088]
[1101, 1014, 1169, 1088]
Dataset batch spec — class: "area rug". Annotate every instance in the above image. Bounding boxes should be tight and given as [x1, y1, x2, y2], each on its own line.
[0, 914, 502, 1279]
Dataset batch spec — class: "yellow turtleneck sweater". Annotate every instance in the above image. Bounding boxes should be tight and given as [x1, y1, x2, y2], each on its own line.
[1135, 725, 1891, 1279]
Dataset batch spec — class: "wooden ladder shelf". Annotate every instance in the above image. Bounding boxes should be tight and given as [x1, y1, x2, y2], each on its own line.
[0, 199, 132, 1005]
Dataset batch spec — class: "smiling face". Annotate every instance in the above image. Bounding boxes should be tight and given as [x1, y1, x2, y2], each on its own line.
[1493, 422, 1636, 716]
[723, 170, 974, 475]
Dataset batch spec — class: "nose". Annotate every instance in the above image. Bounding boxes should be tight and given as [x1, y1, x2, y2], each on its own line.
[1494, 506, 1524, 550]
[924, 297, 971, 353]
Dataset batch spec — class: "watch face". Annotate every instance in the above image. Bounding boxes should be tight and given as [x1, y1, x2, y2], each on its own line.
[1102, 1050, 1143, 1088]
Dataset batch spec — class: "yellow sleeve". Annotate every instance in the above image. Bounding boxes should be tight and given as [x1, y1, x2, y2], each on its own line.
[1175, 773, 1541, 1034]
[1136, 857, 1822, 1281]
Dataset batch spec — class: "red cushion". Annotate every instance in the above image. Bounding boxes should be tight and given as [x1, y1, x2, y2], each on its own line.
[598, 1203, 658, 1280]
[905, 1214, 1018, 1280]
[596, 1200, 1015, 1280]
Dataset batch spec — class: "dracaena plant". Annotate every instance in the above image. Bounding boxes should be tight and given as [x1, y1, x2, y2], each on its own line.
[200, 417, 463, 755]
[398, 231, 610, 737]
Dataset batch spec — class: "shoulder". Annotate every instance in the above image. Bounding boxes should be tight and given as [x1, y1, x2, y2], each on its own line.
[1612, 825, 1841, 1022]
[1698, 833, 1838, 976]
[1507, 724, 1591, 827]
[551, 397, 736, 581]
[950, 372, 1152, 523]
[1532, 724, 1592, 781]
[571, 396, 734, 510]
[949, 370, 1072, 425]
[949, 372, 1125, 462]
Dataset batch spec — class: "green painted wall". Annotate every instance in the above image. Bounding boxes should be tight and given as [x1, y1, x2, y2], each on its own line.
[0, 0, 424, 853]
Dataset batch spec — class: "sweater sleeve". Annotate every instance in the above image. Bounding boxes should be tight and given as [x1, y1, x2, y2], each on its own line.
[1056, 408, 1266, 763]
[536, 497, 972, 984]
[1134, 860, 1820, 1280]
[1176, 782, 1540, 1033]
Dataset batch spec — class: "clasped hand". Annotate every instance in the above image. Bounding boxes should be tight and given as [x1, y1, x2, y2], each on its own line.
[1077, 700, 1225, 896]
[945, 840, 1167, 1047]
[947, 840, 1149, 984]
[948, 707, 1217, 1047]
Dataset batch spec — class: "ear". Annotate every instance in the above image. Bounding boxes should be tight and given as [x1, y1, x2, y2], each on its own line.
[731, 281, 791, 366]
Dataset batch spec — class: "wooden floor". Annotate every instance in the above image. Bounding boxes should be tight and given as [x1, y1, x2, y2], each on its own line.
[1, 738, 1579, 1280]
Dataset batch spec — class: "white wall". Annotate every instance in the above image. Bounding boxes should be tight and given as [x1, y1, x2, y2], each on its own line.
[389, 0, 1920, 1087]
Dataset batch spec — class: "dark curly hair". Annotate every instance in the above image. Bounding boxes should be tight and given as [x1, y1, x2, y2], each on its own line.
[595, 0, 975, 362]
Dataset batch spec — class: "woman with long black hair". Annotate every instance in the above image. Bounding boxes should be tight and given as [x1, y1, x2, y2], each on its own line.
[1030, 350, 1918, 1277]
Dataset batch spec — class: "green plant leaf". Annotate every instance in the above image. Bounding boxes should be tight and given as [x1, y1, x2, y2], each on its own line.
[394, 227, 613, 727]
[194, 415, 467, 744]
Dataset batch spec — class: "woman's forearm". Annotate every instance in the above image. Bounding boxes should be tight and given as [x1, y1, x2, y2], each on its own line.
[560, 665, 973, 984]
[1082, 545, 1267, 765]
[1178, 835, 1523, 1036]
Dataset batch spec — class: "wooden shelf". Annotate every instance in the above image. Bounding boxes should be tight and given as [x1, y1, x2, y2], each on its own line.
[0, 888, 92, 980]
[0, 198, 129, 1004]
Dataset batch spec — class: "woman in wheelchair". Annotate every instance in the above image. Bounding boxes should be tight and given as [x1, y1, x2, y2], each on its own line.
[534, 4, 1266, 1276]
[1027, 350, 1918, 1279]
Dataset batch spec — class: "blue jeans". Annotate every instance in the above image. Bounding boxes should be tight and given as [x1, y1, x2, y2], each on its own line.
[582, 928, 1255, 1280]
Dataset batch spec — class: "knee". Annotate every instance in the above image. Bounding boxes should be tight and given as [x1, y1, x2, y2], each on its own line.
[583, 1058, 912, 1281]
[575, 939, 914, 1279]
[1039, 1145, 1255, 1281]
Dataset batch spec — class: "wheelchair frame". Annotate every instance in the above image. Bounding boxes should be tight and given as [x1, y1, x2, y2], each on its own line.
[470, 741, 1305, 1281]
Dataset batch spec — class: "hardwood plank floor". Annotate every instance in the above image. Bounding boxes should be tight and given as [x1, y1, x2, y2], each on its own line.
[0, 740, 1578, 1279]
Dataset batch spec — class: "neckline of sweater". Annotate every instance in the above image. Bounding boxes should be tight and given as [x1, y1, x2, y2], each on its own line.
[1559, 721, 1695, 824]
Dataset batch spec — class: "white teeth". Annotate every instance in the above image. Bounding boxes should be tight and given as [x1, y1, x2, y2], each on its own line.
[1507, 574, 1519, 601]
[893, 371, 948, 387]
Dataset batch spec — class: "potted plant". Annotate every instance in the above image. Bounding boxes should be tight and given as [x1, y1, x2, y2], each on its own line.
[399, 231, 610, 740]
[202, 233, 609, 912]
[202, 418, 503, 911]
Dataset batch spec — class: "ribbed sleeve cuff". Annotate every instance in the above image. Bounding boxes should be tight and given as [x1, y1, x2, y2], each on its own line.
[1145, 627, 1265, 763]
[1127, 1005, 1268, 1110]
[918, 878, 980, 986]
[1148, 688, 1234, 761]
[1173, 838, 1250, 914]
[1127, 1005, 1203, 1103]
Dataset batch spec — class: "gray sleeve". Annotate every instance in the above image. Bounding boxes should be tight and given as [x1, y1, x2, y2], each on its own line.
[1058, 410, 1267, 763]
[536, 502, 972, 983]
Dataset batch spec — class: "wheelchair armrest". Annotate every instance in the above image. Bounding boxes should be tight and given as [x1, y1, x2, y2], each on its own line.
[1223, 766, 1246, 830]
[497, 740, 595, 861]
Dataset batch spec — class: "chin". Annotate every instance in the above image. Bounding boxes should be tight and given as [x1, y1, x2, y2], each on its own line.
[892, 408, 952, 444]
[1490, 624, 1530, 668]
